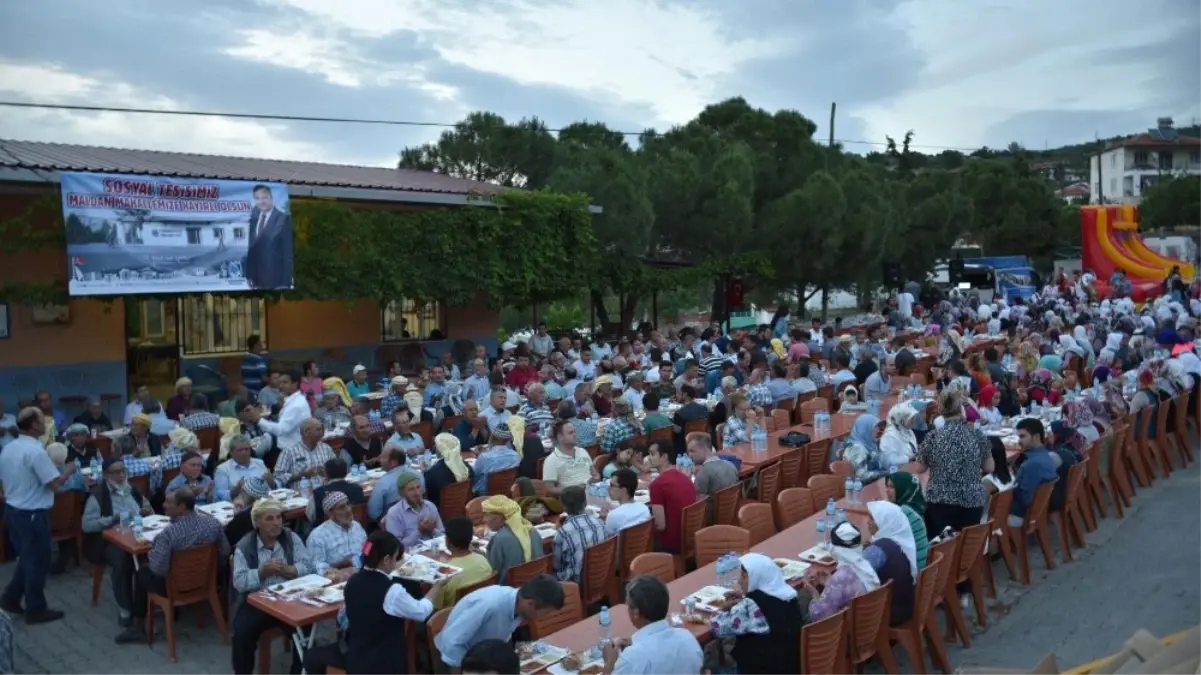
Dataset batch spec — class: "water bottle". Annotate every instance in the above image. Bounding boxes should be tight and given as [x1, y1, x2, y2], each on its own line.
[133, 513, 144, 538]
[843, 478, 854, 503]
[852, 478, 863, 503]
[312, 476, 322, 489]
[90, 457, 101, 477]
[119, 511, 131, 532]
[299, 478, 312, 499]
[752, 424, 766, 453]
[888, 464, 898, 476]
[598, 606, 612, 649]
[826, 497, 836, 519]
[836, 508, 847, 526]
[816, 518, 828, 550]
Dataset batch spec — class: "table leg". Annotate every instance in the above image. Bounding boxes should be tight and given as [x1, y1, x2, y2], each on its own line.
[290, 625, 317, 674]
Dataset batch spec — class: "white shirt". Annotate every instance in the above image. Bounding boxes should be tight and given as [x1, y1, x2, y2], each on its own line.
[123, 400, 143, 426]
[258, 391, 309, 449]
[604, 501, 651, 538]
[896, 292, 914, 319]
[573, 360, 597, 382]
[613, 620, 703, 675]
[374, 569, 435, 620]
[622, 388, 645, 412]
[543, 447, 592, 487]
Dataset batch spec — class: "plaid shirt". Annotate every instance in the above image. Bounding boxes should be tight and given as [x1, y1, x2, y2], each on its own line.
[381, 393, 405, 418]
[553, 513, 606, 583]
[275, 441, 338, 487]
[600, 417, 639, 455]
[747, 383, 773, 407]
[722, 415, 749, 448]
[307, 519, 367, 573]
[121, 454, 164, 492]
[182, 411, 221, 432]
[147, 511, 229, 577]
[571, 418, 598, 446]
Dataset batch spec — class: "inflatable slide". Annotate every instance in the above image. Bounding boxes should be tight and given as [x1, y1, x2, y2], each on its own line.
[1080, 204, 1195, 302]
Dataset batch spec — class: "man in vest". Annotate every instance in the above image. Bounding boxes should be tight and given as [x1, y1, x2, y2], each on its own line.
[230, 499, 314, 674]
[80, 457, 153, 632]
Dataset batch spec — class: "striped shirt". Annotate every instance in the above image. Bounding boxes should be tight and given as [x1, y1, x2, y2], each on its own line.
[307, 519, 368, 573]
[518, 402, 554, 434]
[553, 513, 606, 583]
[147, 511, 229, 577]
[275, 441, 338, 487]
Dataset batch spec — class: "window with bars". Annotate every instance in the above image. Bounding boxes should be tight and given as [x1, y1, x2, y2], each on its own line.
[381, 299, 443, 342]
[180, 293, 267, 355]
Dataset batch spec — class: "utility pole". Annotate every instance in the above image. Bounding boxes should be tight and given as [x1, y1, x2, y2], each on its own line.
[1096, 131, 1104, 204]
[828, 102, 836, 148]
[822, 101, 836, 322]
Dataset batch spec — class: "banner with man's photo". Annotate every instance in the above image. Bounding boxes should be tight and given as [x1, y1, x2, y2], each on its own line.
[60, 172, 293, 295]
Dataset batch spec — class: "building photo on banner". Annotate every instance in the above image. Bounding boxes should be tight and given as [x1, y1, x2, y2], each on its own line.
[60, 172, 294, 295]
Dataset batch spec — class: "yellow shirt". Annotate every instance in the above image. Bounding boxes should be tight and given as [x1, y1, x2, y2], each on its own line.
[436, 552, 493, 610]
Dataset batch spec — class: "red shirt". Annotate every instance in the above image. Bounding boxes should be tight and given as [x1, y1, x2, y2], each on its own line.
[649, 469, 697, 553]
[505, 366, 538, 394]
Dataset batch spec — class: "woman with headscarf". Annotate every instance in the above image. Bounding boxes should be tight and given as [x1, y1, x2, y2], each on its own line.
[129, 412, 163, 457]
[769, 338, 787, 363]
[480, 495, 542, 584]
[1062, 400, 1098, 446]
[879, 404, 919, 467]
[1017, 342, 1040, 382]
[841, 414, 888, 484]
[974, 384, 1003, 425]
[708, 552, 805, 674]
[864, 501, 917, 626]
[884, 472, 928, 564]
[805, 522, 879, 622]
[424, 433, 474, 510]
[1028, 368, 1058, 406]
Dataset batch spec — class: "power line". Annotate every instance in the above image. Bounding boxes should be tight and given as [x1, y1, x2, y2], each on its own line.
[0, 100, 985, 153]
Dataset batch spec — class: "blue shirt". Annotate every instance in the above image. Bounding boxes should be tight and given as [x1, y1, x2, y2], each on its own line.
[423, 382, 446, 407]
[612, 620, 704, 675]
[213, 457, 270, 502]
[346, 380, 371, 398]
[0, 435, 60, 510]
[0, 414, 15, 451]
[386, 431, 426, 455]
[482, 407, 511, 433]
[472, 446, 521, 495]
[165, 473, 215, 505]
[434, 585, 523, 668]
[571, 418, 598, 446]
[367, 465, 425, 520]
[241, 353, 268, 395]
[1011, 447, 1058, 518]
[463, 375, 491, 403]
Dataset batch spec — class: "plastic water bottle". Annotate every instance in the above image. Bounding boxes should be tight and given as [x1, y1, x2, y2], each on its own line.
[836, 508, 847, 526]
[119, 511, 131, 532]
[299, 478, 312, 499]
[816, 518, 828, 550]
[843, 478, 854, 503]
[888, 464, 898, 476]
[752, 424, 767, 453]
[852, 478, 863, 502]
[312, 476, 322, 489]
[826, 497, 836, 519]
[598, 606, 612, 649]
[133, 513, 144, 538]
[90, 457, 101, 477]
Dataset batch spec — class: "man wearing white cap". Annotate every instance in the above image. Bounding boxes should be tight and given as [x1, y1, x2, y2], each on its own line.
[347, 365, 371, 398]
[381, 376, 408, 418]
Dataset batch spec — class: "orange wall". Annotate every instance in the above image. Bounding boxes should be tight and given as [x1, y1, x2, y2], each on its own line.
[266, 299, 381, 350]
[446, 297, 500, 338]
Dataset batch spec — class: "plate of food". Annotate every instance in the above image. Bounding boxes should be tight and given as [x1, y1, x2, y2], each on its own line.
[307, 582, 347, 604]
[633, 489, 650, 503]
[393, 556, 461, 583]
[680, 585, 735, 613]
[799, 546, 837, 566]
[269, 574, 330, 595]
[534, 523, 558, 540]
[269, 489, 297, 501]
[773, 558, 811, 580]
[548, 655, 604, 675]
[516, 643, 569, 674]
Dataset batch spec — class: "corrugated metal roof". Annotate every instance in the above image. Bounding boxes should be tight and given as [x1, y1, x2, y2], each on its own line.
[0, 139, 503, 195]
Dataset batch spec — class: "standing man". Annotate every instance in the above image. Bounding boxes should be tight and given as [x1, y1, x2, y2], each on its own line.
[0, 407, 76, 623]
[244, 184, 294, 290]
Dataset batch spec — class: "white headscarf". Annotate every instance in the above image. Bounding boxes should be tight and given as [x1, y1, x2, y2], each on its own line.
[880, 403, 918, 466]
[1058, 334, 1085, 357]
[867, 501, 918, 578]
[739, 553, 797, 602]
[1072, 326, 1095, 358]
[830, 522, 880, 591]
[1105, 332, 1124, 352]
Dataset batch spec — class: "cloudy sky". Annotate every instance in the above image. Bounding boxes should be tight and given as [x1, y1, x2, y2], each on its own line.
[0, 0, 1197, 167]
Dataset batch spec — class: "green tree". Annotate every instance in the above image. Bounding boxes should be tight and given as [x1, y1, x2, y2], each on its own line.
[398, 112, 557, 187]
[1140, 175, 1201, 230]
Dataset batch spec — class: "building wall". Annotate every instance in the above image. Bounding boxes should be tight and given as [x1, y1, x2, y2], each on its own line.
[1091, 147, 1201, 204]
[0, 186, 500, 415]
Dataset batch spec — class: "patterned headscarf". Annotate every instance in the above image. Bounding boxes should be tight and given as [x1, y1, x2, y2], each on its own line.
[168, 426, 199, 451]
[1031, 368, 1053, 389]
[1062, 400, 1094, 430]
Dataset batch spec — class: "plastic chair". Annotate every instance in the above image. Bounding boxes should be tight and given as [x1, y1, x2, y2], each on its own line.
[678, 499, 707, 576]
[439, 479, 471, 521]
[1106, 422, 1134, 517]
[985, 489, 1017, 588]
[712, 483, 742, 526]
[801, 608, 847, 673]
[581, 537, 618, 607]
[774, 487, 815, 530]
[456, 572, 498, 603]
[617, 520, 654, 588]
[737, 502, 776, 545]
[799, 399, 829, 425]
[1049, 462, 1088, 563]
[889, 552, 952, 674]
[145, 544, 227, 662]
[952, 522, 992, 629]
[778, 448, 803, 489]
[807, 474, 845, 506]
[1006, 480, 1057, 585]
[846, 580, 898, 674]
[506, 556, 552, 588]
[629, 552, 676, 584]
[830, 460, 854, 478]
[426, 608, 452, 673]
[693, 525, 750, 568]
[48, 491, 83, 568]
[528, 582, 583, 639]
[756, 463, 782, 505]
[801, 440, 832, 485]
[486, 468, 518, 496]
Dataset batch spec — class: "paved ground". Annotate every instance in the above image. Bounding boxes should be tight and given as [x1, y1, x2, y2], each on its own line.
[6, 458, 1198, 673]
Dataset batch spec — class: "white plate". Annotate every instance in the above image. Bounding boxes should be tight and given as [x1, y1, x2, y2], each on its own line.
[269, 489, 297, 501]
[309, 582, 346, 604]
[547, 657, 604, 675]
[519, 646, 569, 674]
[773, 558, 811, 580]
[799, 546, 837, 565]
[534, 524, 558, 540]
[680, 585, 732, 613]
[282, 497, 310, 510]
[268, 574, 330, 595]
[393, 555, 461, 583]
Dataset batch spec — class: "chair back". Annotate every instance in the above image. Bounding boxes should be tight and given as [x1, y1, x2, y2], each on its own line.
[712, 483, 742, 526]
[756, 463, 782, 505]
[617, 520, 654, 584]
[509, 479, 547, 499]
[196, 427, 221, 453]
[582, 537, 618, 606]
[129, 474, 150, 497]
[1063, 462, 1087, 512]
[927, 537, 959, 603]
[351, 502, 372, 528]
[777, 448, 803, 489]
[801, 608, 846, 674]
[847, 580, 893, 665]
[441, 415, 461, 432]
[1024, 481, 1056, 532]
[592, 454, 611, 476]
[49, 491, 82, 542]
[771, 409, 791, 432]
[166, 543, 218, 602]
[465, 496, 488, 526]
[439, 479, 471, 521]
[486, 468, 518, 496]
[629, 552, 675, 584]
[693, 525, 751, 568]
[776, 396, 797, 413]
[528, 582, 584, 639]
[988, 489, 1014, 529]
[455, 572, 498, 603]
[799, 399, 828, 425]
[506, 556, 552, 588]
[426, 608, 452, 672]
[774, 487, 814, 529]
[807, 474, 844, 505]
[412, 421, 435, 450]
[802, 440, 831, 483]
[536, 457, 546, 480]
[161, 467, 181, 489]
[648, 426, 673, 445]
[683, 419, 709, 436]
[681, 499, 707, 560]
[829, 460, 854, 478]
[714, 424, 726, 450]
[914, 552, 945, 626]
[737, 502, 776, 545]
[954, 521, 992, 583]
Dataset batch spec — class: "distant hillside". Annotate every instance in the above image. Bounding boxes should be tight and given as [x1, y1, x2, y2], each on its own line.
[865, 124, 1201, 175]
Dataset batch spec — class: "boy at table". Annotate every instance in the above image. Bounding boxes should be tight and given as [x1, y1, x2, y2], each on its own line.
[231, 499, 314, 674]
[434, 574, 565, 670]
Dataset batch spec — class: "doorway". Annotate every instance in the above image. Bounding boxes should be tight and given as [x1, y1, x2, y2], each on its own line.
[126, 297, 181, 402]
